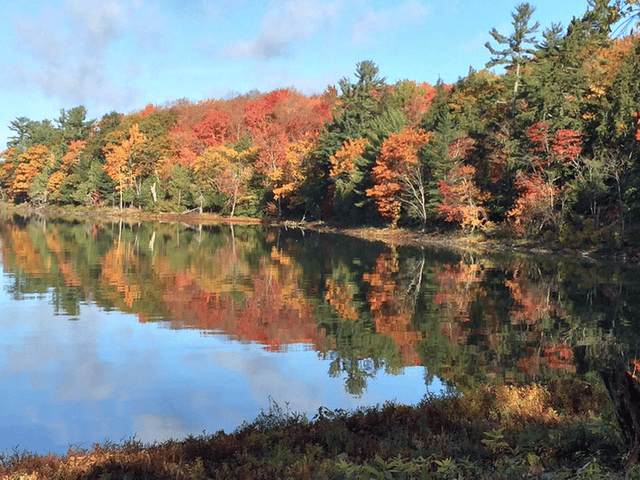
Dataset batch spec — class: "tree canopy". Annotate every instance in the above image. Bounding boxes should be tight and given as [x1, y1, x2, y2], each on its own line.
[2, 2, 640, 248]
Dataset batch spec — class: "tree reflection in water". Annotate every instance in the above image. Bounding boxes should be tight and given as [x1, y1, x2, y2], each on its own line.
[2, 215, 640, 410]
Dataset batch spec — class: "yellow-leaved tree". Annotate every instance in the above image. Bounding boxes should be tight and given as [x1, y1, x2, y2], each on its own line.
[12, 144, 54, 203]
[103, 124, 147, 210]
[192, 145, 258, 217]
[329, 138, 368, 181]
[270, 136, 317, 215]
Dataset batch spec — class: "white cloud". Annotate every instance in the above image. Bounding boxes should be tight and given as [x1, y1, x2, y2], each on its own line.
[133, 414, 193, 444]
[225, 0, 342, 59]
[9, 0, 163, 109]
[66, 0, 127, 48]
[352, 10, 390, 44]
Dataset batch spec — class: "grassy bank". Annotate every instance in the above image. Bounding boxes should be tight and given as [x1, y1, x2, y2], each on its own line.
[0, 202, 264, 226]
[0, 377, 632, 479]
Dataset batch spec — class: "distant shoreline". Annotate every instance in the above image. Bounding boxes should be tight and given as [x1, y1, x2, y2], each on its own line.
[1, 202, 637, 263]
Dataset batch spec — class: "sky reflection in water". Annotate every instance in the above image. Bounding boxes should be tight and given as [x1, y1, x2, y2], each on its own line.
[6, 218, 633, 457]
[0, 273, 436, 455]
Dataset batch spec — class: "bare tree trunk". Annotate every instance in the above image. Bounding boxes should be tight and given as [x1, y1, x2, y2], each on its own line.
[511, 62, 521, 115]
[230, 183, 238, 218]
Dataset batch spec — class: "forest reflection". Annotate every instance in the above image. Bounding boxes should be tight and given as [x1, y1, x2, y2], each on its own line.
[1, 215, 639, 397]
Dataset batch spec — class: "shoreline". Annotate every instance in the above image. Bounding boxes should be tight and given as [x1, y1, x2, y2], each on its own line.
[1, 202, 638, 263]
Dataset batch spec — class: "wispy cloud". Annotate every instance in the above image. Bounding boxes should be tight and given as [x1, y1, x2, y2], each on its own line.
[352, 0, 432, 44]
[223, 0, 433, 60]
[225, 0, 342, 59]
[196, 0, 248, 18]
[9, 0, 164, 108]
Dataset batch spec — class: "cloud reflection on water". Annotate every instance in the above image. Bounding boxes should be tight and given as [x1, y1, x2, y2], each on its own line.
[0, 283, 430, 455]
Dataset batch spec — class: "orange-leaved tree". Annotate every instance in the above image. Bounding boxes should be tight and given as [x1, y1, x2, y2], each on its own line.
[244, 90, 290, 183]
[47, 139, 86, 203]
[507, 171, 560, 235]
[11, 144, 54, 203]
[550, 128, 583, 165]
[329, 138, 368, 183]
[366, 127, 432, 227]
[244, 90, 331, 216]
[326, 137, 369, 216]
[193, 109, 231, 148]
[437, 164, 490, 232]
[103, 124, 147, 210]
[524, 122, 583, 170]
[0, 149, 15, 198]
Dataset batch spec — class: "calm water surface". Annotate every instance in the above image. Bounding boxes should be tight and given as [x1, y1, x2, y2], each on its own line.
[0, 218, 439, 455]
[1, 216, 639, 455]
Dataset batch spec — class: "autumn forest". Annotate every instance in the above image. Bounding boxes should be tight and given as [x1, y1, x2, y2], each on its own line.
[3, 1, 640, 248]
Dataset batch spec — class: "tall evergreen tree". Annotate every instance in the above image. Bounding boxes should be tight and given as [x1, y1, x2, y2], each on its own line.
[485, 2, 539, 114]
[519, 1, 615, 131]
[419, 109, 460, 219]
[7, 118, 57, 153]
[595, 39, 640, 240]
[303, 61, 393, 223]
[56, 106, 94, 145]
[535, 23, 565, 56]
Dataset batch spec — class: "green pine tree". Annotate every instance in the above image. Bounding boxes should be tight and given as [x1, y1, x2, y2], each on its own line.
[303, 61, 395, 224]
[485, 2, 540, 114]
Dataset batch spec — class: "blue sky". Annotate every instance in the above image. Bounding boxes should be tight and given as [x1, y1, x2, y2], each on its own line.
[1, 0, 597, 149]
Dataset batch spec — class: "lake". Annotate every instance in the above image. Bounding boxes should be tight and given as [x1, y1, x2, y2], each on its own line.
[0, 215, 638, 456]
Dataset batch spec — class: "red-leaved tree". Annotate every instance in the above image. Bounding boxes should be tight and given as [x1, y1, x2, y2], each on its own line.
[438, 164, 490, 232]
[507, 171, 560, 235]
[367, 127, 432, 226]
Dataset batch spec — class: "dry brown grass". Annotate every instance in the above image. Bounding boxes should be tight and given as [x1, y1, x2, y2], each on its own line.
[0, 378, 620, 479]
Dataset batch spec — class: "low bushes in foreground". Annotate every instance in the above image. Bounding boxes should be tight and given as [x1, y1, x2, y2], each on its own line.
[0, 377, 631, 479]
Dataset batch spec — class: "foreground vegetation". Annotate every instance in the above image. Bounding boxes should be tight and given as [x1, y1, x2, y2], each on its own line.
[0, 377, 634, 479]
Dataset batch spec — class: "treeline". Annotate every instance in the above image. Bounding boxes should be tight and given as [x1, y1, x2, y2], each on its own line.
[3, 1, 640, 247]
